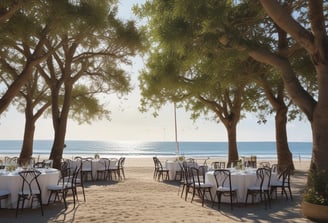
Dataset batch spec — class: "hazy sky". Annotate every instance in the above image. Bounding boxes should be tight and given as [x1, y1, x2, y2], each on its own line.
[0, 1, 312, 142]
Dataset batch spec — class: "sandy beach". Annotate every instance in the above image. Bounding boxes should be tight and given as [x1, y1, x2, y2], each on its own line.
[0, 157, 315, 223]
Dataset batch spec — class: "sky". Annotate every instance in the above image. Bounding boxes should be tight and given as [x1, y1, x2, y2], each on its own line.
[0, 1, 312, 142]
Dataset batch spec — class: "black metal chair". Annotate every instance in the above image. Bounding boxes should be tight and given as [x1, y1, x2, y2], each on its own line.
[117, 157, 126, 180]
[96, 158, 110, 181]
[177, 162, 192, 201]
[245, 167, 272, 209]
[190, 166, 213, 207]
[211, 162, 226, 170]
[270, 164, 293, 200]
[80, 157, 94, 182]
[152, 157, 159, 180]
[227, 160, 239, 168]
[16, 170, 43, 217]
[153, 157, 169, 181]
[47, 161, 72, 208]
[213, 169, 238, 210]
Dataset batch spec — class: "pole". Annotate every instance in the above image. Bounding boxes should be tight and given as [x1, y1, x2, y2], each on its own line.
[174, 103, 179, 156]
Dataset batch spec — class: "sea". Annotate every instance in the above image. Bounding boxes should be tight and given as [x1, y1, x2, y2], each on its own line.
[0, 140, 312, 161]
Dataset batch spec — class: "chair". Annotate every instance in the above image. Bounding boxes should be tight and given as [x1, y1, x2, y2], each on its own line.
[0, 189, 10, 208]
[270, 164, 293, 200]
[249, 156, 257, 168]
[117, 157, 126, 180]
[227, 160, 239, 168]
[33, 162, 45, 168]
[108, 158, 119, 180]
[152, 157, 159, 180]
[177, 162, 192, 201]
[80, 157, 94, 181]
[16, 170, 44, 217]
[153, 157, 169, 181]
[190, 166, 213, 207]
[211, 162, 226, 170]
[47, 161, 72, 208]
[96, 158, 110, 181]
[65, 159, 86, 202]
[259, 161, 271, 168]
[43, 159, 53, 168]
[245, 167, 271, 209]
[5, 156, 18, 165]
[174, 163, 183, 181]
[213, 169, 238, 210]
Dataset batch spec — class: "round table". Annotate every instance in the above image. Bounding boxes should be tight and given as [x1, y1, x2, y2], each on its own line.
[0, 168, 60, 208]
[205, 168, 259, 203]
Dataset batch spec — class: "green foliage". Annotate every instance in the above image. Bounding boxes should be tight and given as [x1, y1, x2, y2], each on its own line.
[69, 85, 110, 124]
[304, 170, 328, 206]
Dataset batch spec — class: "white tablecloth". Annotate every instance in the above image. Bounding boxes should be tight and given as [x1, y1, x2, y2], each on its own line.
[206, 168, 258, 203]
[69, 159, 117, 180]
[0, 168, 60, 208]
[165, 161, 180, 180]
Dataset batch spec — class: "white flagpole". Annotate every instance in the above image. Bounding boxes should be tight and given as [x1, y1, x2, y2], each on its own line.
[174, 103, 179, 156]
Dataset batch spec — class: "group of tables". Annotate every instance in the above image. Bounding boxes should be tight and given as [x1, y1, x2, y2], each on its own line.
[165, 160, 277, 203]
[0, 157, 118, 209]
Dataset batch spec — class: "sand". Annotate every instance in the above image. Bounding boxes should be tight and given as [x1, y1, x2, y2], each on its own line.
[0, 157, 315, 223]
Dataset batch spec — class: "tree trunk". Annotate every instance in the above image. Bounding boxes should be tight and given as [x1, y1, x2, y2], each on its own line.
[49, 121, 67, 169]
[275, 106, 294, 170]
[19, 100, 35, 165]
[19, 117, 35, 165]
[49, 82, 72, 169]
[226, 122, 239, 164]
[310, 105, 328, 171]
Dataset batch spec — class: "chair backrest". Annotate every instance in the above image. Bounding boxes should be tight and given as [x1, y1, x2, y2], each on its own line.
[34, 162, 44, 168]
[250, 156, 257, 168]
[98, 158, 110, 170]
[81, 157, 93, 171]
[190, 167, 201, 186]
[19, 170, 42, 195]
[6, 156, 18, 164]
[156, 159, 165, 170]
[118, 157, 125, 169]
[43, 159, 53, 168]
[214, 169, 232, 189]
[259, 162, 271, 168]
[211, 162, 226, 170]
[153, 157, 159, 170]
[256, 167, 271, 189]
[190, 166, 207, 186]
[60, 160, 70, 178]
[271, 164, 278, 174]
[227, 160, 239, 168]
[277, 165, 292, 185]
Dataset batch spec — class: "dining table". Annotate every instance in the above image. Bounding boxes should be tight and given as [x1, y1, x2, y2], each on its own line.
[206, 167, 264, 203]
[0, 167, 60, 208]
[165, 160, 180, 180]
[165, 160, 200, 180]
[68, 158, 118, 180]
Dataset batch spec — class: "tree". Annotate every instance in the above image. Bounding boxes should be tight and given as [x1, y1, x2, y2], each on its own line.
[136, 0, 300, 168]
[0, 1, 71, 115]
[39, 1, 145, 169]
[139, 43, 262, 164]
[0, 0, 34, 23]
[252, 1, 326, 172]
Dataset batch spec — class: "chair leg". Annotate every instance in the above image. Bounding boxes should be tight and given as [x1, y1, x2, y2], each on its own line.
[38, 194, 44, 216]
[121, 168, 125, 180]
[185, 185, 190, 201]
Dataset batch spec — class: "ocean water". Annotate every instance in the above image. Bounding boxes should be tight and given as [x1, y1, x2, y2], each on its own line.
[0, 140, 312, 160]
